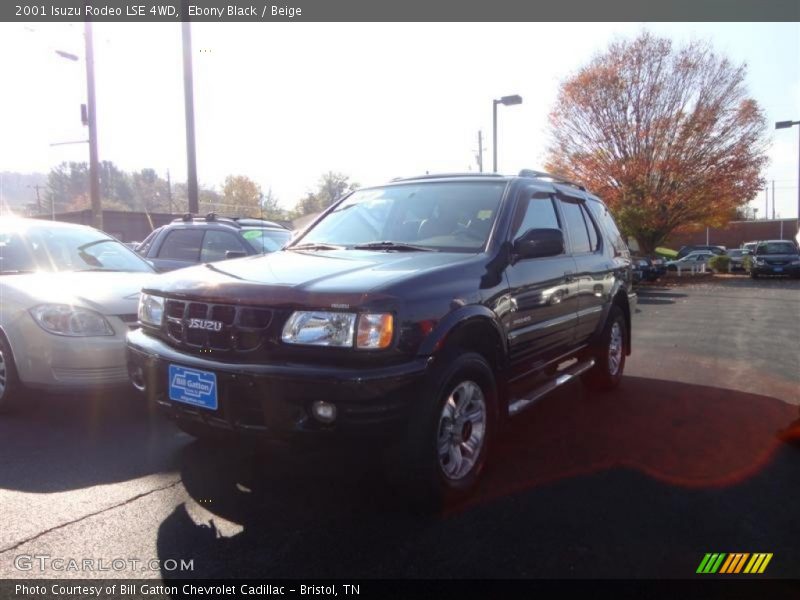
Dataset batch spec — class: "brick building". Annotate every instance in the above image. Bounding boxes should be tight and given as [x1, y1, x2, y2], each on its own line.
[663, 218, 800, 250]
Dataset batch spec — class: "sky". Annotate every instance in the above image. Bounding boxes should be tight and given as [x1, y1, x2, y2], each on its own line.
[0, 21, 798, 217]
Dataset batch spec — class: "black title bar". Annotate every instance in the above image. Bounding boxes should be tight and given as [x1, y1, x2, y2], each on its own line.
[3, 0, 800, 22]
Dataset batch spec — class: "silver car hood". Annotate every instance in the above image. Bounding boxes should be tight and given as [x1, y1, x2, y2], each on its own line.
[2, 271, 155, 315]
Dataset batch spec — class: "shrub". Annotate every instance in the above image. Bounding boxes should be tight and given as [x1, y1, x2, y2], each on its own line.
[708, 255, 731, 272]
[742, 255, 753, 272]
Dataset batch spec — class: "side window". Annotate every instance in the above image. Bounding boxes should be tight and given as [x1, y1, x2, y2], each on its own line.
[580, 205, 600, 251]
[137, 227, 161, 255]
[586, 201, 628, 256]
[512, 195, 560, 240]
[157, 229, 204, 262]
[200, 230, 246, 263]
[559, 200, 592, 254]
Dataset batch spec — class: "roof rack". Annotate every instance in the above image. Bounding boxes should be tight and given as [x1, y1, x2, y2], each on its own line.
[171, 214, 287, 229]
[391, 172, 506, 182]
[518, 169, 586, 191]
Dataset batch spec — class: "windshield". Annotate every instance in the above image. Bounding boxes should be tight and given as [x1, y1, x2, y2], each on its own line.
[756, 242, 798, 255]
[0, 223, 154, 274]
[294, 181, 508, 252]
[242, 228, 292, 253]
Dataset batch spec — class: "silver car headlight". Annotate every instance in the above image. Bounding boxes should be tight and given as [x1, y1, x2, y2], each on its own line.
[30, 304, 114, 337]
[282, 311, 357, 347]
[138, 293, 165, 327]
[755, 258, 766, 265]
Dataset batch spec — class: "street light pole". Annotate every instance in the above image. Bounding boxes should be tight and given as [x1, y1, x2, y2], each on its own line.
[84, 21, 102, 230]
[492, 94, 523, 173]
[182, 18, 199, 215]
[775, 120, 800, 234]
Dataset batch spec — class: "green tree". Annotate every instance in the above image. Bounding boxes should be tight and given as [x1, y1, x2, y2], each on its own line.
[220, 175, 262, 217]
[294, 172, 359, 216]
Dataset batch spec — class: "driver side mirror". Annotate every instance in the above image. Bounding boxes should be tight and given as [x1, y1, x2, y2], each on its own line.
[513, 228, 564, 259]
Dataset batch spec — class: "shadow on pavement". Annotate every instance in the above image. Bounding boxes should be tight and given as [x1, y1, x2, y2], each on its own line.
[156, 376, 800, 578]
[0, 388, 182, 492]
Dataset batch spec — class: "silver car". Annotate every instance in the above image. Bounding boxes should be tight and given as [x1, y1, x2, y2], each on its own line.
[666, 251, 715, 271]
[0, 218, 155, 412]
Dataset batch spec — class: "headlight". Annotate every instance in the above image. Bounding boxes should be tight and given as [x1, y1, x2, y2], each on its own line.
[356, 313, 394, 349]
[790, 259, 800, 265]
[282, 311, 357, 347]
[138, 293, 165, 327]
[30, 304, 114, 337]
[755, 258, 766, 265]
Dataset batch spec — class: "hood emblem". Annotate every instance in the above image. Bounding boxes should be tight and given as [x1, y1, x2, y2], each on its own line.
[187, 318, 224, 332]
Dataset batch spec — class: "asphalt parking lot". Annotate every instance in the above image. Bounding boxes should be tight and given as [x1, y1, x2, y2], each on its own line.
[1, 277, 798, 579]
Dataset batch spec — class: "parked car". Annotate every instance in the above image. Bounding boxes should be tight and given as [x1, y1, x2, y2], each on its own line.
[136, 214, 292, 272]
[749, 240, 800, 278]
[128, 170, 635, 506]
[676, 245, 725, 259]
[726, 248, 751, 271]
[742, 241, 758, 254]
[0, 218, 155, 413]
[632, 256, 666, 283]
[666, 251, 715, 271]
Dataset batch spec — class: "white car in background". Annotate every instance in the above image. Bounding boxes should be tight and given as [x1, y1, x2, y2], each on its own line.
[0, 218, 155, 412]
[665, 250, 715, 271]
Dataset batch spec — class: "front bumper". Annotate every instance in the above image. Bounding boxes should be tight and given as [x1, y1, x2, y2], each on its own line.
[126, 328, 432, 439]
[9, 315, 134, 391]
[752, 263, 800, 276]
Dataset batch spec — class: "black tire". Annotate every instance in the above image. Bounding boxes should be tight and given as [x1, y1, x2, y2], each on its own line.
[581, 305, 627, 392]
[396, 351, 498, 512]
[0, 334, 23, 414]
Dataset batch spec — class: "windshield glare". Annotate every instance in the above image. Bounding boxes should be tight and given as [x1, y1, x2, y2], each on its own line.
[756, 242, 798, 255]
[242, 228, 292, 253]
[295, 181, 507, 251]
[0, 224, 154, 274]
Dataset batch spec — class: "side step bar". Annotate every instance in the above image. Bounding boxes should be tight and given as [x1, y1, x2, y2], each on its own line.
[507, 358, 595, 417]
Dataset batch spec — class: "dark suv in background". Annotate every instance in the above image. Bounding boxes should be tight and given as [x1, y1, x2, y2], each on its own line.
[128, 170, 635, 507]
[136, 214, 291, 272]
[749, 240, 800, 278]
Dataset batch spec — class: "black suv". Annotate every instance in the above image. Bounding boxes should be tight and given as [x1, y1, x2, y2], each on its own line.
[749, 240, 800, 278]
[136, 214, 291, 272]
[128, 171, 635, 504]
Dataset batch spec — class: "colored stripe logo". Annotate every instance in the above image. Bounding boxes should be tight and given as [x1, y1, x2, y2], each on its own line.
[697, 553, 772, 574]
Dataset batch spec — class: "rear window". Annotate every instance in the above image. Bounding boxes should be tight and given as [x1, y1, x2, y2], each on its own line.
[756, 241, 798, 255]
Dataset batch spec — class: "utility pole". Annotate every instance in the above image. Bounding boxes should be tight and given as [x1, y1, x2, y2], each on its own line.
[166, 169, 173, 214]
[772, 180, 775, 220]
[764, 185, 768, 219]
[181, 16, 199, 214]
[84, 20, 102, 230]
[27, 184, 44, 213]
[475, 130, 484, 173]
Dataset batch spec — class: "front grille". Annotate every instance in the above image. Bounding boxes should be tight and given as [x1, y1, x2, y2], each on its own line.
[163, 299, 272, 354]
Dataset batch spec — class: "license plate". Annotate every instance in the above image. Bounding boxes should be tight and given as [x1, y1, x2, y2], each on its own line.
[774, 267, 783, 272]
[168, 364, 218, 410]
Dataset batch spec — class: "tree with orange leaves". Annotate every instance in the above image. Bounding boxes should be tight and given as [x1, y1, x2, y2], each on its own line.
[545, 32, 768, 254]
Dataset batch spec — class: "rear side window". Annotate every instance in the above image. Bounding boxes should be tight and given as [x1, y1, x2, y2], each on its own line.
[586, 201, 628, 256]
[581, 205, 600, 251]
[559, 200, 592, 254]
[512, 195, 561, 239]
[157, 229, 204, 261]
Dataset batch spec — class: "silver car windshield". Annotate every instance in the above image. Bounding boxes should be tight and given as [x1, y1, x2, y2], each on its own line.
[0, 224, 154, 274]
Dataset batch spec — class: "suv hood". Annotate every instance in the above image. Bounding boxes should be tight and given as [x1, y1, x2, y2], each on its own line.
[2, 271, 155, 315]
[146, 249, 479, 305]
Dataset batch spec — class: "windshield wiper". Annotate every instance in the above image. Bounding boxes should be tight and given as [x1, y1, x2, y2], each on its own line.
[288, 243, 345, 251]
[353, 241, 435, 252]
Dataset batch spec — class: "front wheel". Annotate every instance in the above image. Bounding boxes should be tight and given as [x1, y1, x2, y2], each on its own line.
[397, 352, 498, 511]
[0, 335, 23, 414]
[582, 306, 627, 392]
